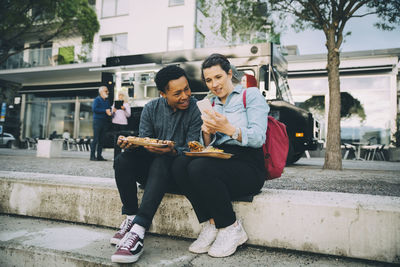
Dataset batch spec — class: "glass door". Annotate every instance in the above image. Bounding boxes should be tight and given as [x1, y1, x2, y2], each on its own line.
[48, 102, 75, 138]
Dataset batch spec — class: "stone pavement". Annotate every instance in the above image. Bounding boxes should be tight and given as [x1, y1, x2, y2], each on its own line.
[0, 215, 392, 267]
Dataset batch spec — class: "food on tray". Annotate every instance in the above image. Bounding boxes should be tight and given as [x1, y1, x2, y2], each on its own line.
[120, 136, 174, 146]
[188, 141, 204, 152]
[188, 141, 224, 153]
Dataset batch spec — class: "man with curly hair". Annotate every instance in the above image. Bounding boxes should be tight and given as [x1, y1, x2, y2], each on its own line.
[110, 65, 202, 263]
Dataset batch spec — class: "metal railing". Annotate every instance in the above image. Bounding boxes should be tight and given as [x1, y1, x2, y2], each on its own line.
[1, 42, 130, 70]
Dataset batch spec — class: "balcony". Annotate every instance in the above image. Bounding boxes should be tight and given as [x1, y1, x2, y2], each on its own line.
[1, 42, 129, 70]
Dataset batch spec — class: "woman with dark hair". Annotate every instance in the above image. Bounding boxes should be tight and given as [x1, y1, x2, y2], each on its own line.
[172, 53, 269, 258]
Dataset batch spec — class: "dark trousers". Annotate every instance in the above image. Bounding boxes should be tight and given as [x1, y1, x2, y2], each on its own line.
[171, 156, 265, 229]
[90, 119, 108, 159]
[114, 147, 178, 229]
[112, 123, 128, 159]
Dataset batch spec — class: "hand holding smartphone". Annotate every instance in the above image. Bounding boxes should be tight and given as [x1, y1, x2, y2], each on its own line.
[196, 98, 215, 119]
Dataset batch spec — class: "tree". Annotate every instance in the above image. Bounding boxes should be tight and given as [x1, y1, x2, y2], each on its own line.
[0, 0, 100, 65]
[202, 0, 400, 170]
[198, 0, 280, 44]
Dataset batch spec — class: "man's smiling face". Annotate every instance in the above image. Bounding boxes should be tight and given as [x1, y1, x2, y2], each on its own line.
[160, 76, 191, 112]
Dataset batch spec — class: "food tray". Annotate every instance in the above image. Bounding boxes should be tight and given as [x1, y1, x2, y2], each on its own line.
[184, 151, 233, 159]
[121, 137, 169, 148]
[128, 140, 168, 148]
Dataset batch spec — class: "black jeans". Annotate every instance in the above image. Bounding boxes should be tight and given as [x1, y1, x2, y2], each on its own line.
[112, 123, 128, 159]
[114, 147, 178, 229]
[171, 156, 265, 229]
[90, 118, 109, 159]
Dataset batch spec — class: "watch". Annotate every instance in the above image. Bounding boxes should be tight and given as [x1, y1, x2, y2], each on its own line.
[231, 127, 240, 140]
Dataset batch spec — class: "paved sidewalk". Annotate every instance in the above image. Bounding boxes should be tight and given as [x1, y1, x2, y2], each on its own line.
[0, 215, 391, 267]
[0, 148, 399, 196]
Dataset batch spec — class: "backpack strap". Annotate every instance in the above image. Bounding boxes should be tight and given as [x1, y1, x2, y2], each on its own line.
[242, 89, 247, 109]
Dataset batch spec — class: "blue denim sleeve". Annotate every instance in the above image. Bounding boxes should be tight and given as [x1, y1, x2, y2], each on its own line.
[240, 87, 269, 148]
[138, 103, 154, 138]
[175, 105, 203, 155]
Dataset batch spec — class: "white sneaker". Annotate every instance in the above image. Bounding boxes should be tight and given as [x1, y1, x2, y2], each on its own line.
[208, 220, 248, 258]
[189, 221, 218, 254]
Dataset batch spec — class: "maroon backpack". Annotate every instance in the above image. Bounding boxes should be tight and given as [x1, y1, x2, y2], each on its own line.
[242, 90, 289, 179]
[211, 89, 289, 179]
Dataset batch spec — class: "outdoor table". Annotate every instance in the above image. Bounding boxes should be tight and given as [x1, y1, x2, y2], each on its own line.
[352, 142, 367, 160]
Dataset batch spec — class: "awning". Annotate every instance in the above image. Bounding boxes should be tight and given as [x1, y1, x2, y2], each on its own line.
[288, 64, 395, 77]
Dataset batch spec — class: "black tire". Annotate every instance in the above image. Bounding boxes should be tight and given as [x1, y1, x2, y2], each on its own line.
[286, 138, 305, 165]
[286, 139, 294, 165]
[7, 141, 12, 148]
[290, 152, 304, 164]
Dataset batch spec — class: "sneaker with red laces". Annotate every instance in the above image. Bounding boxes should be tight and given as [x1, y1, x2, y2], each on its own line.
[110, 218, 134, 245]
[111, 232, 144, 263]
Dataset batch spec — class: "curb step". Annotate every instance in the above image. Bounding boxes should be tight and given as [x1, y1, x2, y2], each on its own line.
[1, 171, 399, 264]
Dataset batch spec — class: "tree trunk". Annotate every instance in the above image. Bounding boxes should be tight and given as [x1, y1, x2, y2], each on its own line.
[323, 30, 342, 170]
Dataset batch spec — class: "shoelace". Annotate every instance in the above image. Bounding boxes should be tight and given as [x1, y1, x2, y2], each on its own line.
[117, 219, 132, 234]
[119, 232, 138, 250]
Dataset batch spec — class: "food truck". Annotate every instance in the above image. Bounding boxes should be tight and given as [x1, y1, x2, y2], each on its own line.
[95, 42, 320, 164]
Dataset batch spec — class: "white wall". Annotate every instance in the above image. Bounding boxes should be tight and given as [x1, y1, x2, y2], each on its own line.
[93, 0, 197, 58]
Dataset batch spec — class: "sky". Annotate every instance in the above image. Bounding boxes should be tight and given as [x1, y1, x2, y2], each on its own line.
[280, 13, 400, 55]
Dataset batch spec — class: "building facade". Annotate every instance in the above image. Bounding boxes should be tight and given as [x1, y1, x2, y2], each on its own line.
[287, 48, 400, 146]
[0, 0, 210, 141]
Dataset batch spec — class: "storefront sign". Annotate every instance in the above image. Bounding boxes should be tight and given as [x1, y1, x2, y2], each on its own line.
[0, 102, 6, 122]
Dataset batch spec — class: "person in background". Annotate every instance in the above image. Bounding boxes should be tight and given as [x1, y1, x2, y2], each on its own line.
[241, 73, 258, 88]
[110, 65, 202, 264]
[49, 131, 58, 140]
[111, 91, 131, 159]
[62, 130, 70, 139]
[172, 53, 269, 258]
[90, 86, 111, 161]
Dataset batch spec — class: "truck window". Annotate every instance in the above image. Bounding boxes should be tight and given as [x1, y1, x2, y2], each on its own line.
[271, 66, 294, 104]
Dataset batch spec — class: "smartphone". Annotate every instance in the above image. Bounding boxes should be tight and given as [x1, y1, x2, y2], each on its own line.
[196, 98, 215, 118]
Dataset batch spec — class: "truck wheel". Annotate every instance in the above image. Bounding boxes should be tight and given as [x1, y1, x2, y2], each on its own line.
[290, 152, 304, 164]
[286, 139, 304, 165]
[286, 139, 295, 165]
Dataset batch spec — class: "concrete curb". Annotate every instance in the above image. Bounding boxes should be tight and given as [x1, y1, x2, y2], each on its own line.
[0, 171, 399, 263]
[0, 243, 114, 267]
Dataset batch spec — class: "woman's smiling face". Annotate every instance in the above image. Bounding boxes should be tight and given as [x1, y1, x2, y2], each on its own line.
[203, 64, 233, 103]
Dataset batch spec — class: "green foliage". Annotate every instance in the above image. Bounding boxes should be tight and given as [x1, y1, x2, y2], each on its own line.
[198, 0, 279, 44]
[299, 92, 366, 121]
[0, 0, 99, 64]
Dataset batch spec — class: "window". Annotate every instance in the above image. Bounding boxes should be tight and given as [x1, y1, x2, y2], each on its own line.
[169, 0, 184, 6]
[102, 0, 128, 17]
[167, 26, 184, 51]
[99, 33, 128, 61]
[29, 42, 52, 67]
[289, 75, 393, 144]
[195, 31, 205, 48]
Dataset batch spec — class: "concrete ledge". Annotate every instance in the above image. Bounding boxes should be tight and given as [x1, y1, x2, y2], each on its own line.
[0, 171, 399, 263]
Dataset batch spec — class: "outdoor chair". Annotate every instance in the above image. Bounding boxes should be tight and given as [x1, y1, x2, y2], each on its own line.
[342, 143, 356, 160]
[67, 138, 77, 151]
[84, 139, 92, 151]
[27, 138, 37, 150]
[363, 144, 386, 161]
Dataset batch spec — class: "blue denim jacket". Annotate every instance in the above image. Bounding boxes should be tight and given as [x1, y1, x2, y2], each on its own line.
[204, 84, 269, 148]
